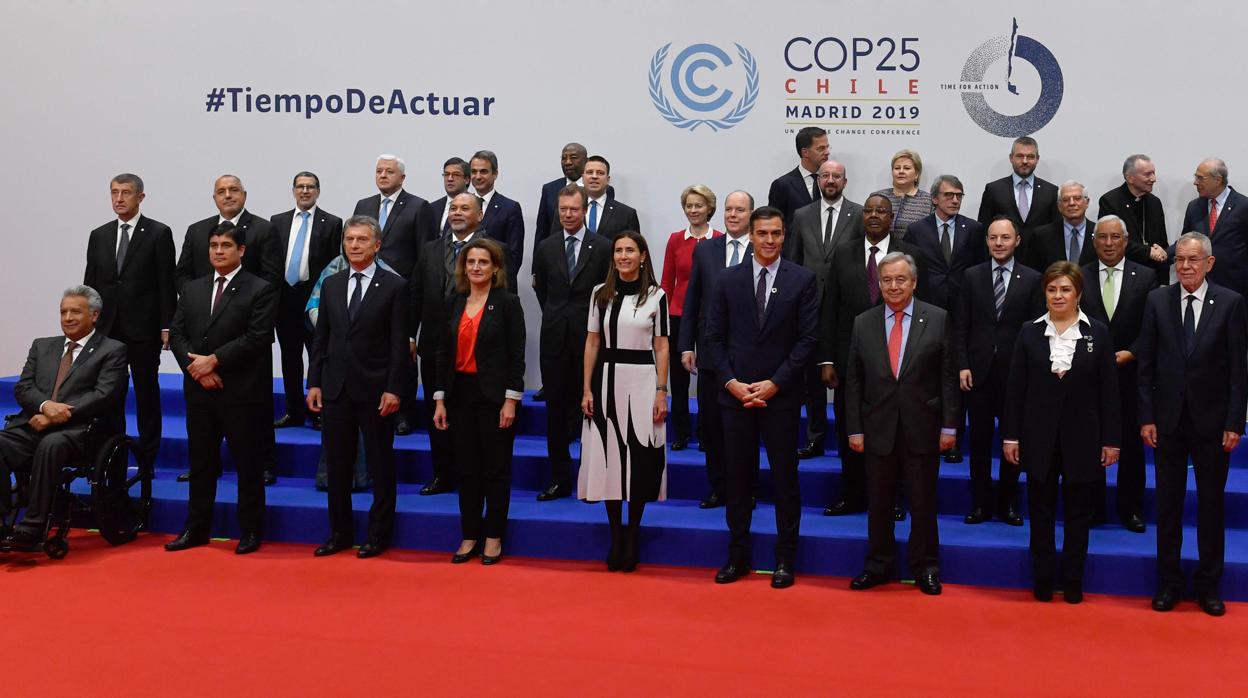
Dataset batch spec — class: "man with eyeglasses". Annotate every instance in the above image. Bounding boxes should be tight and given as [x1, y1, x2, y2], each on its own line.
[1181, 158, 1248, 297]
[431, 157, 471, 240]
[1028, 180, 1097, 271]
[976, 136, 1059, 261]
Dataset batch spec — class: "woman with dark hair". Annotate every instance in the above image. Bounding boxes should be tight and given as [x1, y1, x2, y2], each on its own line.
[579, 231, 670, 572]
[1002, 261, 1120, 603]
[433, 238, 525, 565]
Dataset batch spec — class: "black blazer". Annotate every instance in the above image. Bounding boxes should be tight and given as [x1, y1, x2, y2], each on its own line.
[1079, 259, 1158, 353]
[817, 235, 926, 368]
[1002, 317, 1120, 483]
[12, 332, 128, 432]
[269, 207, 343, 293]
[532, 178, 617, 255]
[175, 210, 283, 290]
[1181, 188, 1248, 297]
[353, 189, 436, 279]
[704, 258, 819, 411]
[1136, 282, 1248, 437]
[905, 213, 985, 311]
[590, 197, 641, 239]
[410, 234, 467, 365]
[1028, 218, 1097, 272]
[84, 215, 176, 343]
[976, 175, 1060, 260]
[767, 166, 817, 226]
[788, 197, 863, 296]
[532, 230, 612, 356]
[1097, 183, 1168, 280]
[430, 195, 453, 241]
[480, 191, 526, 278]
[678, 235, 750, 368]
[168, 270, 278, 406]
[308, 266, 410, 403]
[435, 288, 525, 403]
[954, 260, 1044, 383]
[844, 300, 960, 456]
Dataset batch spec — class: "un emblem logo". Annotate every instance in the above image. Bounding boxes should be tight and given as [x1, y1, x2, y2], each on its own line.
[649, 43, 759, 132]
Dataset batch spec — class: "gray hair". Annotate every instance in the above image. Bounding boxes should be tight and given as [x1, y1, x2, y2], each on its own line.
[451, 192, 483, 213]
[63, 285, 103, 313]
[111, 173, 144, 193]
[1095, 214, 1126, 233]
[1122, 154, 1152, 177]
[1176, 231, 1213, 257]
[343, 214, 382, 240]
[1059, 180, 1089, 200]
[929, 174, 964, 197]
[1201, 158, 1228, 185]
[877, 251, 918, 281]
[376, 154, 406, 174]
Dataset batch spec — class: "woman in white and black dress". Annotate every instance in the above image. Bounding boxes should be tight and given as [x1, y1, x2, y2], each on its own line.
[579, 231, 670, 572]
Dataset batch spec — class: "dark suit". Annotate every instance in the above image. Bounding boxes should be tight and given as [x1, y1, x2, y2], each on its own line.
[976, 175, 1060, 261]
[705, 258, 819, 566]
[480, 191, 525, 290]
[678, 234, 752, 498]
[309, 265, 410, 545]
[175, 211, 283, 290]
[353, 189, 435, 280]
[955, 260, 1044, 514]
[532, 229, 612, 489]
[905, 214, 985, 311]
[270, 207, 342, 420]
[587, 196, 641, 239]
[1081, 260, 1158, 523]
[845, 300, 959, 577]
[84, 215, 175, 467]
[0, 333, 128, 530]
[169, 270, 278, 538]
[435, 289, 525, 540]
[767, 166, 818, 227]
[1097, 183, 1169, 284]
[817, 235, 925, 508]
[430, 195, 454, 240]
[1136, 282, 1248, 596]
[1002, 317, 1119, 593]
[1028, 218, 1097, 272]
[1181, 188, 1248, 297]
[532, 178, 615, 260]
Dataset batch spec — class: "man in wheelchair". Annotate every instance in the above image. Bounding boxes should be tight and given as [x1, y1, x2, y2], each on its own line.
[0, 286, 128, 551]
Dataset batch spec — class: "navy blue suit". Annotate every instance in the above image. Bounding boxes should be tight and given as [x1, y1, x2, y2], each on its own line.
[905, 213, 985, 311]
[767, 166, 817, 227]
[480, 191, 525, 290]
[1181, 188, 1248, 297]
[705, 257, 818, 567]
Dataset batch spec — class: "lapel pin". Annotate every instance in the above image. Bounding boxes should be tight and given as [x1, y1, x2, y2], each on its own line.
[771, 287, 778, 294]
[918, 317, 925, 323]
[488, 305, 494, 310]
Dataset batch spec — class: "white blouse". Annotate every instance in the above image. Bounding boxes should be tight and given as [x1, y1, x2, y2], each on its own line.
[1037, 310, 1090, 376]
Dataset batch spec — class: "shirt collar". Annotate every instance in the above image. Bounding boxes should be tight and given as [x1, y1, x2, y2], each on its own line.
[379, 189, 402, 203]
[1213, 187, 1231, 208]
[1182, 280, 1209, 302]
[117, 213, 140, 228]
[348, 261, 378, 279]
[215, 264, 242, 284]
[449, 230, 477, 244]
[476, 189, 494, 207]
[752, 255, 781, 278]
[799, 164, 817, 181]
[864, 235, 891, 254]
[218, 211, 242, 226]
[1012, 173, 1036, 189]
[1099, 258, 1125, 273]
[65, 329, 95, 349]
[295, 204, 318, 216]
[994, 257, 1015, 273]
[1064, 219, 1086, 235]
[1036, 310, 1090, 335]
[564, 226, 586, 242]
[822, 195, 843, 211]
[588, 193, 608, 208]
[886, 299, 915, 318]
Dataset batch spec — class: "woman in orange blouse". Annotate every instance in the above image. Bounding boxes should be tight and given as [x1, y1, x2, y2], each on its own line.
[433, 239, 526, 565]
[660, 185, 722, 450]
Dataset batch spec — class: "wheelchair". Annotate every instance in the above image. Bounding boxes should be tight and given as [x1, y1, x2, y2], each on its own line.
[2, 414, 153, 559]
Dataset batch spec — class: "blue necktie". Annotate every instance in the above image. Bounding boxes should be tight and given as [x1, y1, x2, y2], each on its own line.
[566, 236, 578, 276]
[729, 239, 741, 266]
[379, 197, 391, 230]
[286, 211, 309, 286]
[587, 200, 599, 233]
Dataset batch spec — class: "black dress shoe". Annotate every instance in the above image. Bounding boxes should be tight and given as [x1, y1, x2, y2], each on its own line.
[533, 387, 546, 401]
[1063, 586, 1084, 604]
[310, 414, 322, 431]
[771, 562, 795, 589]
[165, 530, 209, 552]
[176, 471, 191, 482]
[536, 482, 571, 501]
[2, 528, 43, 553]
[796, 441, 824, 459]
[451, 542, 482, 564]
[314, 533, 352, 557]
[607, 531, 624, 572]
[420, 477, 454, 496]
[999, 507, 1024, 527]
[621, 531, 639, 573]
[1198, 593, 1226, 617]
[1122, 514, 1147, 533]
[850, 570, 888, 590]
[915, 571, 942, 595]
[715, 561, 749, 584]
[670, 437, 689, 452]
[235, 534, 262, 555]
[1151, 587, 1180, 612]
[482, 551, 503, 565]
[699, 492, 724, 509]
[394, 415, 413, 436]
[893, 504, 906, 522]
[358, 539, 386, 558]
[263, 470, 277, 486]
[823, 500, 866, 516]
[273, 413, 304, 429]
[1034, 586, 1054, 602]
[964, 507, 988, 524]
[315, 480, 328, 492]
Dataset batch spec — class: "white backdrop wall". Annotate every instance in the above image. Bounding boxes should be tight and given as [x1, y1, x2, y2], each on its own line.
[1, 0, 1240, 382]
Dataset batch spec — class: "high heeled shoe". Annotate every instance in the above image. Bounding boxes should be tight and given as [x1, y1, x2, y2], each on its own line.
[451, 541, 482, 564]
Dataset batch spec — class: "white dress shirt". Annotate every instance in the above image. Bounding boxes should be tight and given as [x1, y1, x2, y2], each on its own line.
[1098, 259, 1125, 311]
[751, 256, 780, 312]
[724, 234, 748, 267]
[821, 196, 843, 244]
[117, 214, 140, 256]
[1180, 280, 1209, 329]
[211, 265, 242, 313]
[863, 234, 892, 266]
[218, 212, 242, 226]
[1038, 310, 1091, 375]
[38, 329, 96, 412]
[344, 262, 376, 307]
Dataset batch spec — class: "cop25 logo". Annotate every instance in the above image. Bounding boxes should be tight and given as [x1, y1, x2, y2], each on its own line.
[961, 19, 1063, 137]
[649, 43, 759, 132]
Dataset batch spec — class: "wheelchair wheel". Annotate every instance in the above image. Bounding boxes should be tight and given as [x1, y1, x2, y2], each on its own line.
[90, 434, 152, 545]
[44, 537, 68, 559]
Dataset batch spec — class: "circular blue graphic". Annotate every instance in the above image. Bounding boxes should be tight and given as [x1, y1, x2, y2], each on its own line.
[648, 43, 759, 132]
[961, 35, 1063, 137]
[670, 43, 735, 113]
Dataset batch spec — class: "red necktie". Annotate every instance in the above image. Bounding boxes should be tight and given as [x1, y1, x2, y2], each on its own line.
[888, 309, 904, 377]
[1209, 198, 1219, 235]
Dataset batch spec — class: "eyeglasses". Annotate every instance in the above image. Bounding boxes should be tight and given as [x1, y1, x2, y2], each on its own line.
[294, 184, 318, 191]
[1174, 255, 1208, 267]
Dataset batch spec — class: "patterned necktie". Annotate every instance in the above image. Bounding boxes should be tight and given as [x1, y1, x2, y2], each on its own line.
[729, 240, 741, 266]
[1183, 294, 1197, 352]
[888, 310, 904, 377]
[51, 341, 79, 401]
[940, 222, 952, 263]
[755, 267, 768, 324]
[379, 198, 391, 230]
[1209, 198, 1219, 234]
[994, 266, 1006, 320]
[1102, 268, 1117, 319]
[1068, 226, 1082, 262]
[587, 200, 599, 233]
[348, 272, 364, 322]
[287, 211, 309, 286]
[866, 246, 880, 304]
[1016, 180, 1031, 220]
[116, 223, 131, 274]
[211, 276, 227, 314]
[565, 236, 578, 276]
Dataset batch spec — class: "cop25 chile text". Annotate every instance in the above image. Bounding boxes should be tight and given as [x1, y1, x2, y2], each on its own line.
[784, 37, 920, 72]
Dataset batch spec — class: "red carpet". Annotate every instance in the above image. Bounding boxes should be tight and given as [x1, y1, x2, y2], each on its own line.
[2, 531, 1245, 696]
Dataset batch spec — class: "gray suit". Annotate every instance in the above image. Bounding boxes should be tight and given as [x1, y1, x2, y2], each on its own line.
[0, 332, 129, 530]
[787, 196, 862, 448]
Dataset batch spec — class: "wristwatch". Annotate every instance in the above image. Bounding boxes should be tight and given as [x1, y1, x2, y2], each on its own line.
[656, 384, 669, 392]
